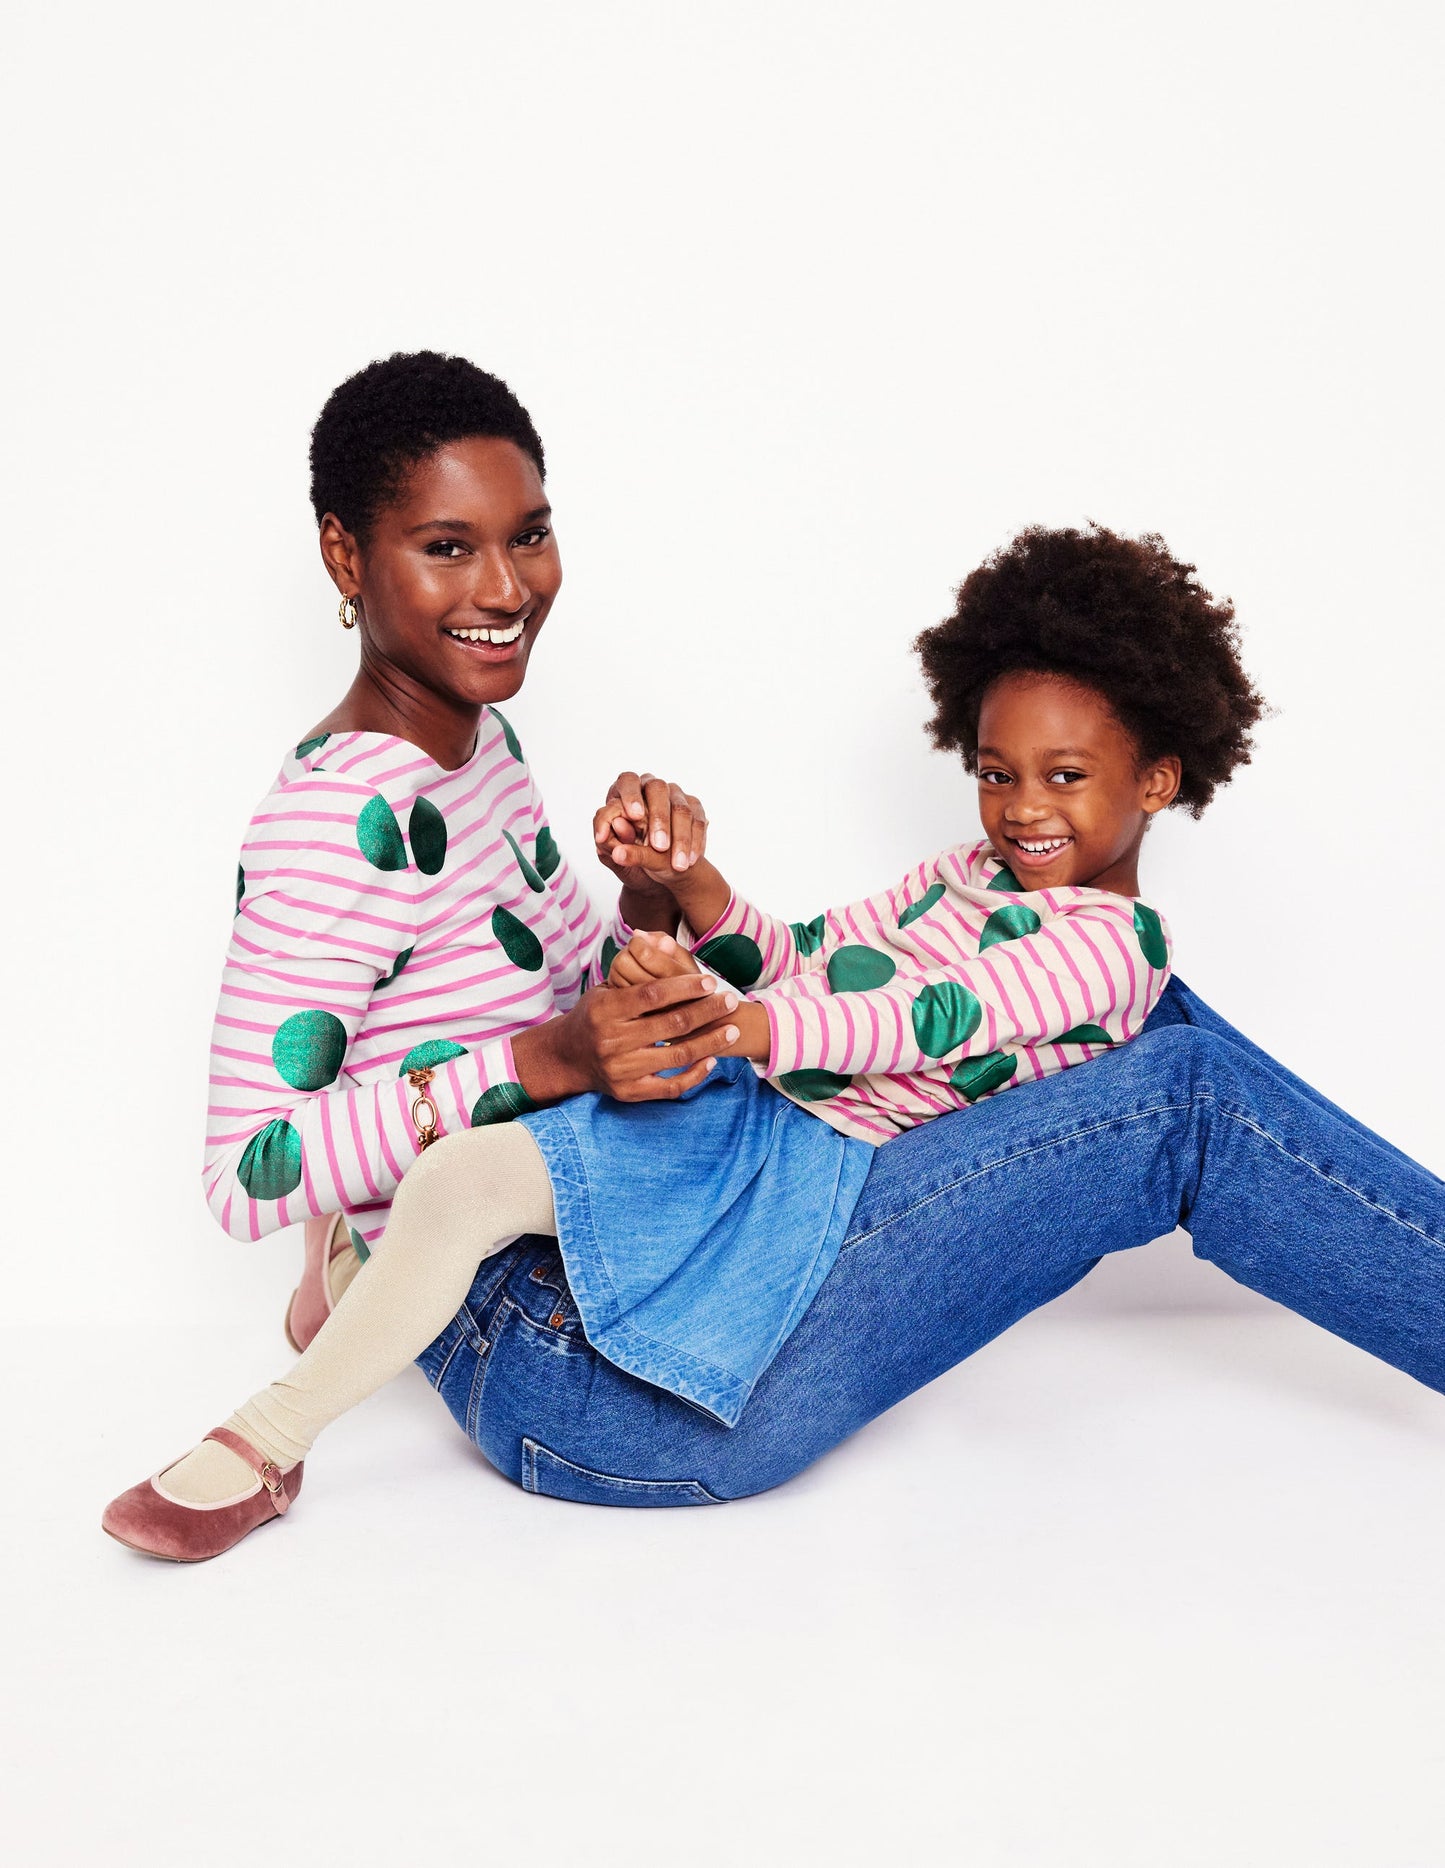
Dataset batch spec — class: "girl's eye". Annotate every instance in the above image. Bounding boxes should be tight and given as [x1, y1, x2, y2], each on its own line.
[513, 527, 551, 548]
[978, 770, 1012, 786]
[424, 540, 468, 558]
[1050, 770, 1086, 785]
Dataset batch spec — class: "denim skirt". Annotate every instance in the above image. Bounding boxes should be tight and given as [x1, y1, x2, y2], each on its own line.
[518, 1058, 873, 1426]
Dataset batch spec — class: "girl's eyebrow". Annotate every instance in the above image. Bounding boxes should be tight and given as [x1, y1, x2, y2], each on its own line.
[978, 745, 1092, 760]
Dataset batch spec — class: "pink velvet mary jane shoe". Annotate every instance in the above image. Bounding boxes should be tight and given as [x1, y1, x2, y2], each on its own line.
[284, 1211, 355, 1353]
[101, 1427, 304, 1564]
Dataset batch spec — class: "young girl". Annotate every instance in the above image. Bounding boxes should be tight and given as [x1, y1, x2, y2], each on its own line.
[104, 522, 1268, 1560]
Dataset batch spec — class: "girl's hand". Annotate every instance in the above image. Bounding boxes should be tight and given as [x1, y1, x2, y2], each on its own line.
[608, 929, 702, 988]
[594, 772, 707, 895]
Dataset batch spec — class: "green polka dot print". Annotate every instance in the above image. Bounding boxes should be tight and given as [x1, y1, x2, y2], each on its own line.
[295, 732, 330, 759]
[491, 707, 523, 762]
[356, 795, 406, 871]
[979, 902, 1042, 951]
[237, 1118, 302, 1201]
[1058, 1023, 1113, 1046]
[397, 1038, 468, 1076]
[409, 797, 448, 876]
[493, 905, 545, 972]
[696, 933, 764, 990]
[911, 981, 983, 1057]
[897, 883, 945, 929]
[826, 946, 897, 993]
[599, 935, 620, 980]
[988, 864, 1023, 893]
[349, 1225, 370, 1265]
[950, 1050, 1018, 1102]
[790, 914, 827, 956]
[504, 829, 545, 893]
[272, 1010, 348, 1091]
[778, 1067, 853, 1102]
[534, 826, 561, 881]
[235, 864, 245, 914]
[1134, 902, 1168, 969]
[471, 1081, 538, 1127]
[376, 946, 413, 989]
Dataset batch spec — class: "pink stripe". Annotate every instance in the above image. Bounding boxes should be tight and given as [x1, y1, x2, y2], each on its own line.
[1000, 945, 1048, 1036]
[317, 1094, 349, 1207]
[346, 1095, 384, 1201]
[1035, 923, 1097, 1021]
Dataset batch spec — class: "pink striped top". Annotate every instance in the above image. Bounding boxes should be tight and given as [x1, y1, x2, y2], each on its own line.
[203, 714, 625, 1244]
[685, 840, 1172, 1144]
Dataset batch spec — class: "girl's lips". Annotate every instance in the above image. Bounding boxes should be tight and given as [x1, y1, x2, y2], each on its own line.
[1006, 834, 1074, 868]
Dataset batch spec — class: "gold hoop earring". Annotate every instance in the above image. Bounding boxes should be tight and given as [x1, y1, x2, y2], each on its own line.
[339, 595, 359, 630]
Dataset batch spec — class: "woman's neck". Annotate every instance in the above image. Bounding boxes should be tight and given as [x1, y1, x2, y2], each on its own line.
[310, 660, 481, 772]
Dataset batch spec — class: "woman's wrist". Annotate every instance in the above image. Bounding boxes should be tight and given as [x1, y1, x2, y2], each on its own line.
[510, 1017, 589, 1107]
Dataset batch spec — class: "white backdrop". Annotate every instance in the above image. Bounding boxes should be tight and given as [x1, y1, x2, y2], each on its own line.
[3, 8, 1444, 1863]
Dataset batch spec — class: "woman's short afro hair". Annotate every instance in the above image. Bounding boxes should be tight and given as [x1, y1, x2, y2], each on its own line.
[914, 523, 1268, 817]
[309, 350, 545, 542]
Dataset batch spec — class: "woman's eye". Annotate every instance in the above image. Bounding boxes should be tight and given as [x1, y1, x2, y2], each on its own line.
[424, 540, 468, 558]
[513, 527, 551, 548]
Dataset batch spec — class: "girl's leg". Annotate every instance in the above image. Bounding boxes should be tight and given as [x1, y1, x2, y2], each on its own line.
[158, 1123, 555, 1504]
[469, 1020, 1444, 1503]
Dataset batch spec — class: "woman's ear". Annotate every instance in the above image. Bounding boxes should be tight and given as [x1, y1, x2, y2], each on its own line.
[1141, 755, 1182, 816]
[318, 513, 362, 597]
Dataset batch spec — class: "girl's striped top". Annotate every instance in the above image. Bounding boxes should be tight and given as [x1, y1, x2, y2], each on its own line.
[685, 840, 1172, 1145]
[204, 715, 624, 1245]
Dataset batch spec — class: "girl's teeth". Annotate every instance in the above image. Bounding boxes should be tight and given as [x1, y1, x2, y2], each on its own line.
[448, 622, 525, 644]
[1018, 838, 1070, 853]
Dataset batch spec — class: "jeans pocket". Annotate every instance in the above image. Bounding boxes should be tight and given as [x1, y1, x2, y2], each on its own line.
[521, 1438, 723, 1507]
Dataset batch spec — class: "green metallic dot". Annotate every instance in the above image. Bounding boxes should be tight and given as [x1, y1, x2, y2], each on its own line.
[534, 825, 561, 880]
[296, 732, 330, 759]
[235, 864, 245, 913]
[490, 707, 523, 762]
[349, 1225, 370, 1265]
[1134, 902, 1169, 969]
[493, 904, 545, 972]
[376, 946, 413, 989]
[272, 1009, 348, 1091]
[356, 794, 407, 871]
[951, 1050, 1019, 1101]
[504, 828, 544, 892]
[236, 1119, 302, 1201]
[898, 882, 946, 929]
[1058, 1023, 1113, 1046]
[409, 797, 448, 876]
[979, 902, 1043, 951]
[912, 981, 983, 1057]
[696, 932, 764, 989]
[599, 935, 620, 980]
[470, 1081, 538, 1127]
[988, 863, 1023, 893]
[397, 1038, 468, 1076]
[778, 1067, 853, 1102]
[790, 914, 827, 956]
[826, 945, 898, 993]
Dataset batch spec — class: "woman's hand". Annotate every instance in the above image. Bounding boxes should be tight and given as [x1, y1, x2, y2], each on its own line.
[510, 971, 742, 1106]
[594, 772, 707, 894]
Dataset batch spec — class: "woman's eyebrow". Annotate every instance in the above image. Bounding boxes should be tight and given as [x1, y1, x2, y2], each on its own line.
[407, 506, 552, 535]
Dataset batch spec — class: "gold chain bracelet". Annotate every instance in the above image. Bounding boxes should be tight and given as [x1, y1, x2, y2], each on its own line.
[406, 1067, 440, 1151]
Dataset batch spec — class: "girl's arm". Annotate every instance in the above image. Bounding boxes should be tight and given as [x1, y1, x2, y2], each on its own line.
[717, 893, 1173, 1077]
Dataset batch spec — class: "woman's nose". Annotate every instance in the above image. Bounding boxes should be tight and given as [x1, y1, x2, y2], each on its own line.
[473, 547, 527, 613]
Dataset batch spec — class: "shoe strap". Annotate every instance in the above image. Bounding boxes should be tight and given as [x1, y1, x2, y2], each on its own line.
[205, 1427, 293, 1515]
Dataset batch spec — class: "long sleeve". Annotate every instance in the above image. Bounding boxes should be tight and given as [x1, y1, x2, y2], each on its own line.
[757, 893, 1169, 1081]
[204, 774, 528, 1242]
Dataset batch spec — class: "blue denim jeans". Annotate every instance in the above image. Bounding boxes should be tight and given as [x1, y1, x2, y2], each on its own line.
[416, 980, 1445, 1505]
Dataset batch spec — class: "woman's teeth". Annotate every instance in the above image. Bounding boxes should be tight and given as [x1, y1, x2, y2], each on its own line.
[1016, 837, 1072, 854]
[447, 621, 526, 645]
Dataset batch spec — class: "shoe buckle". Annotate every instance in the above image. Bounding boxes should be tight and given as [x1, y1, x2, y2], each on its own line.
[258, 1461, 283, 1496]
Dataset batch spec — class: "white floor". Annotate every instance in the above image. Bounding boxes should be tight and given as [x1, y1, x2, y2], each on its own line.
[8, 1236, 1443, 1868]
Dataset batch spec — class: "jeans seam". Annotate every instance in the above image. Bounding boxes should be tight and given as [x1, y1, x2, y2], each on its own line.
[841, 1100, 1193, 1252]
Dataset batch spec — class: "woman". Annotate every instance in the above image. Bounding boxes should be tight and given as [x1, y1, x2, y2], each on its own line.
[106, 351, 1443, 1546]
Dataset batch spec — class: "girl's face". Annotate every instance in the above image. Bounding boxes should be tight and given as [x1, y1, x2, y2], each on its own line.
[974, 672, 1180, 896]
[321, 437, 561, 712]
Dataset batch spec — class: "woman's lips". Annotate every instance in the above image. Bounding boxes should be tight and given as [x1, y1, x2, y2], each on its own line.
[443, 618, 530, 663]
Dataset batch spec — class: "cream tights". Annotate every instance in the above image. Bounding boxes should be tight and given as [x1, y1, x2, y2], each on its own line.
[156, 1124, 555, 1506]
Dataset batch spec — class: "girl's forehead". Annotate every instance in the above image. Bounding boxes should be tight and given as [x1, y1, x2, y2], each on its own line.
[978, 674, 1133, 756]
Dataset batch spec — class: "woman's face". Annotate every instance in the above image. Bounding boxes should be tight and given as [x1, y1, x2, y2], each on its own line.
[322, 436, 561, 710]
